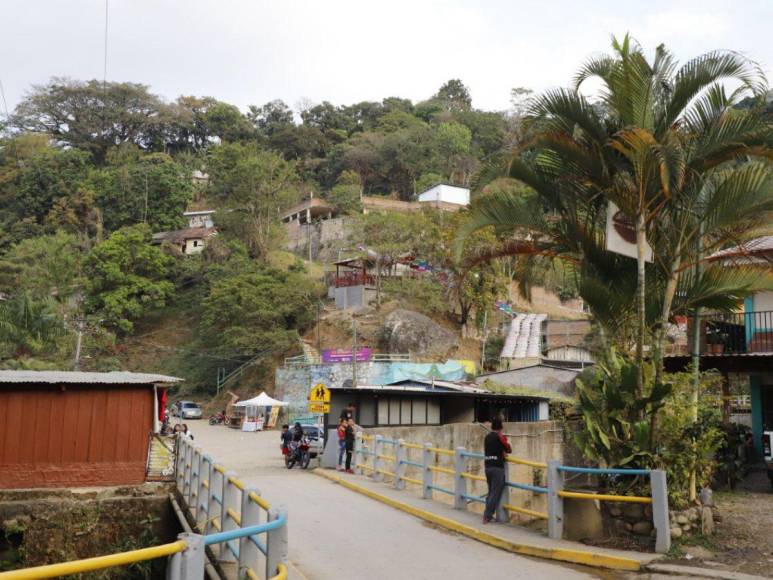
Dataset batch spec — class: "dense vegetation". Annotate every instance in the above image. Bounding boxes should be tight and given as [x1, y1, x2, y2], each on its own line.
[0, 77, 523, 380]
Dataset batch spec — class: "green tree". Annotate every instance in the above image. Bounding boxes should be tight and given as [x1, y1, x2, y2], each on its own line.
[11, 78, 167, 162]
[84, 224, 174, 333]
[207, 143, 300, 256]
[0, 231, 82, 301]
[92, 151, 194, 232]
[14, 147, 91, 223]
[199, 267, 319, 360]
[459, 36, 773, 376]
[0, 292, 67, 361]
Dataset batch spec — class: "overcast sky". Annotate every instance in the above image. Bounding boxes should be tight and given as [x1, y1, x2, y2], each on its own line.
[2, 0, 772, 115]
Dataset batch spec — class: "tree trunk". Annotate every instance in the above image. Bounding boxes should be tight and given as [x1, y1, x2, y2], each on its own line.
[653, 256, 681, 385]
[635, 213, 647, 401]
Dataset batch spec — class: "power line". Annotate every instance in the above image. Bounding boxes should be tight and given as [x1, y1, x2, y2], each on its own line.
[0, 79, 9, 121]
[103, 0, 109, 89]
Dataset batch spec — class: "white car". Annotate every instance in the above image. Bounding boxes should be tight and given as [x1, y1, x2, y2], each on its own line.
[175, 401, 203, 420]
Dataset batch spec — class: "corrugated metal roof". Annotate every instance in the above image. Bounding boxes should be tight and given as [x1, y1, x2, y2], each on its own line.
[0, 371, 183, 384]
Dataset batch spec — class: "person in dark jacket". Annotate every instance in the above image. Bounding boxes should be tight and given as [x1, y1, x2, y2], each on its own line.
[483, 417, 511, 523]
[344, 418, 356, 473]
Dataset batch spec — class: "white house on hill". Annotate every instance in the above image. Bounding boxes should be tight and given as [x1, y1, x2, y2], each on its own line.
[417, 184, 470, 207]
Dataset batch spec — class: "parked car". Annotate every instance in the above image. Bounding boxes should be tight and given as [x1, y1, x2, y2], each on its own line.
[301, 424, 325, 458]
[173, 401, 203, 420]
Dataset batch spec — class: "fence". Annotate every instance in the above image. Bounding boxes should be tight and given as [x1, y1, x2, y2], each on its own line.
[0, 436, 289, 580]
[354, 433, 670, 554]
[174, 435, 288, 579]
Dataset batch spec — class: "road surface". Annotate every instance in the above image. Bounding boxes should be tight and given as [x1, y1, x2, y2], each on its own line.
[190, 421, 612, 580]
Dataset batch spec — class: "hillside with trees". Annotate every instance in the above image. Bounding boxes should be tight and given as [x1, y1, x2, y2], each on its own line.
[0, 77, 531, 392]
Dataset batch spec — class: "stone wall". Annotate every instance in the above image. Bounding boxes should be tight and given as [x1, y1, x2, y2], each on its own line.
[0, 484, 179, 571]
[359, 422, 564, 523]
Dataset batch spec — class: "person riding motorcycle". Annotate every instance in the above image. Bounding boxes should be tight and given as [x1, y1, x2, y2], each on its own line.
[292, 422, 304, 442]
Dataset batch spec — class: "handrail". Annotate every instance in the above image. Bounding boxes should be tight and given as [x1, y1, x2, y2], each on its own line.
[557, 465, 650, 476]
[204, 514, 287, 546]
[558, 490, 652, 504]
[0, 541, 187, 579]
[352, 430, 671, 554]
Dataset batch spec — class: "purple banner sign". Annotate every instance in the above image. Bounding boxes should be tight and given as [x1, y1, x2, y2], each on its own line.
[322, 348, 372, 363]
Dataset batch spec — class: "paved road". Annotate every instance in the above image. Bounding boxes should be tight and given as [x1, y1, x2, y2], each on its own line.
[191, 421, 607, 580]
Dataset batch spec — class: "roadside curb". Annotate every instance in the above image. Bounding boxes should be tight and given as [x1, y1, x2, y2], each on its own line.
[644, 563, 769, 580]
[313, 469, 643, 572]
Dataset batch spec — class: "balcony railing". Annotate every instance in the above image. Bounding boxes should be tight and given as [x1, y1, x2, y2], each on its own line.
[702, 310, 773, 355]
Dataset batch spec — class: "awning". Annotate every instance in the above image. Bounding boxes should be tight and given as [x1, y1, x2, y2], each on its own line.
[235, 392, 288, 407]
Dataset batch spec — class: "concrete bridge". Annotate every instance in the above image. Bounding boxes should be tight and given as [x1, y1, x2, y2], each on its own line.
[1, 421, 668, 579]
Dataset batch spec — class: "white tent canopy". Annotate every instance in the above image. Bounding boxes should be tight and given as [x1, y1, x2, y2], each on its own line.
[235, 391, 288, 407]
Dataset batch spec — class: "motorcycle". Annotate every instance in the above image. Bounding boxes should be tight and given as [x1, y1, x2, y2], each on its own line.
[208, 411, 226, 425]
[285, 436, 311, 469]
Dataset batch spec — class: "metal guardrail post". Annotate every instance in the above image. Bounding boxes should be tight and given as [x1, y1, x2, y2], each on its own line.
[395, 439, 406, 490]
[221, 471, 239, 562]
[197, 455, 211, 530]
[422, 442, 432, 499]
[175, 437, 185, 489]
[206, 466, 223, 536]
[453, 447, 467, 510]
[189, 448, 201, 517]
[266, 507, 288, 579]
[240, 486, 262, 575]
[166, 533, 205, 580]
[183, 442, 193, 502]
[354, 432, 363, 475]
[547, 460, 563, 540]
[497, 461, 509, 523]
[651, 470, 671, 554]
[373, 435, 384, 482]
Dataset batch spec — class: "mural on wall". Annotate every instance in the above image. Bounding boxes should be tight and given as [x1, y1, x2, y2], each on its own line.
[276, 359, 478, 410]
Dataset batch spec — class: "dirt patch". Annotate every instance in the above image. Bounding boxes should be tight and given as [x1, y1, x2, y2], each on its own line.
[662, 469, 773, 578]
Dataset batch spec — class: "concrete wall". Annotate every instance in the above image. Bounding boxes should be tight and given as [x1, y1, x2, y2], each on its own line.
[361, 421, 563, 521]
[284, 217, 349, 259]
[753, 291, 773, 312]
[334, 285, 376, 310]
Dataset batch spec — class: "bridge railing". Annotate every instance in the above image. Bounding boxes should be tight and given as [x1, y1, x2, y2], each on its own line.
[354, 433, 670, 554]
[175, 435, 288, 579]
[0, 437, 289, 580]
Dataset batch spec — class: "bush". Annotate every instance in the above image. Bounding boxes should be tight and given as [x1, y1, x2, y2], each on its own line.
[381, 277, 447, 317]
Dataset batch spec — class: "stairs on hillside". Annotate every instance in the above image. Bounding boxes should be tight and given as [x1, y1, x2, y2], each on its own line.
[500, 313, 547, 360]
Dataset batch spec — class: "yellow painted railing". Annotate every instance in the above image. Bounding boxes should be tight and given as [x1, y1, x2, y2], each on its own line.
[0, 541, 187, 580]
[558, 491, 652, 504]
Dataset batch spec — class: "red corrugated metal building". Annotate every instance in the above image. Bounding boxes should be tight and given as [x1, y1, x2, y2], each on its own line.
[0, 371, 181, 489]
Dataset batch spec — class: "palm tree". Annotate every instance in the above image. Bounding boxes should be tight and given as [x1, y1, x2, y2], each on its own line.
[458, 35, 773, 390]
[0, 292, 66, 360]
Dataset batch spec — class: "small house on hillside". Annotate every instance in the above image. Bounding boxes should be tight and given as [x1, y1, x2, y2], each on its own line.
[183, 209, 215, 229]
[417, 183, 470, 209]
[152, 226, 217, 255]
[0, 371, 181, 489]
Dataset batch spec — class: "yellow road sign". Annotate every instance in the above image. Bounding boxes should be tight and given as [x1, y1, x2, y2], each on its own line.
[310, 383, 331, 403]
[309, 402, 330, 414]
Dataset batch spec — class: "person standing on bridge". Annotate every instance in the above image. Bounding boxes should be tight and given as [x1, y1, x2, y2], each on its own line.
[483, 417, 511, 524]
[337, 418, 347, 471]
[344, 418, 356, 473]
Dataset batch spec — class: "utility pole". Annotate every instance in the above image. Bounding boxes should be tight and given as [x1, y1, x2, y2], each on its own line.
[480, 309, 488, 370]
[73, 319, 84, 371]
[316, 301, 322, 354]
[351, 319, 358, 389]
